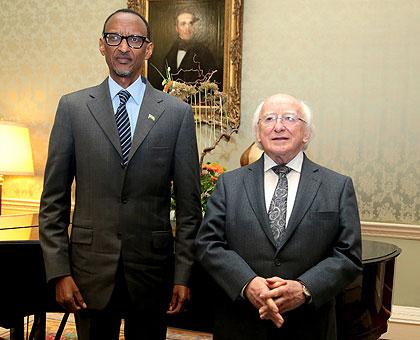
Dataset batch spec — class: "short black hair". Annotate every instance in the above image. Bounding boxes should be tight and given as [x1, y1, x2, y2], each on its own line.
[102, 8, 151, 40]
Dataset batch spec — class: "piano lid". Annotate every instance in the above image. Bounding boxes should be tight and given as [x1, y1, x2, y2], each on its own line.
[362, 240, 401, 264]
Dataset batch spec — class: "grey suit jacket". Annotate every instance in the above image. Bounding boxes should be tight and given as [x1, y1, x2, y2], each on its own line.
[195, 154, 362, 340]
[39, 78, 202, 310]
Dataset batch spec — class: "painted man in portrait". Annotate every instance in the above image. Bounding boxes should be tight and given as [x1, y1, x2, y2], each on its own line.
[164, 8, 220, 85]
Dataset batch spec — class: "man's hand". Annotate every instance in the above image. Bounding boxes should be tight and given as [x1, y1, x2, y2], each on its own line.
[167, 284, 191, 315]
[259, 277, 306, 318]
[245, 276, 285, 328]
[55, 275, 87, 313]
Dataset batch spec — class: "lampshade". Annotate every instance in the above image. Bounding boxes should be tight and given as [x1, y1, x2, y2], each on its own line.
[0, 121, 34, 175]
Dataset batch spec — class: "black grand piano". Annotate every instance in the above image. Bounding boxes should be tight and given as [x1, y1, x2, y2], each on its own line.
[0, 214, 401, 340]
[0, 214, 63, 340]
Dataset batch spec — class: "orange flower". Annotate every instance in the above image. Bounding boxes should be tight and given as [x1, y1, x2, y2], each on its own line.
[171, 162, 226, 212]
[202, 162, 224, 174]
[163, 80, 173, 93]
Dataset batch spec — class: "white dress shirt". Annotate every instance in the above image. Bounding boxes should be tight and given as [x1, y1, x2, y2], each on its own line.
[108, 75, 147, 138]
[263, 151, 304, 228]
[177, 50, 187, 68]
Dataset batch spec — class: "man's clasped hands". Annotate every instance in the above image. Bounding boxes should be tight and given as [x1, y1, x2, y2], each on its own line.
[245, 276, 307, 328]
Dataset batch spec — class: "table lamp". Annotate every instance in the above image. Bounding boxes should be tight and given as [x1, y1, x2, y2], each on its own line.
[0, 121, 34, 215]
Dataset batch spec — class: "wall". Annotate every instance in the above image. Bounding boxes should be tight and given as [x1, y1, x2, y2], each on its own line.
[0, 0, 419, 309]
[213, 0, 420, 225]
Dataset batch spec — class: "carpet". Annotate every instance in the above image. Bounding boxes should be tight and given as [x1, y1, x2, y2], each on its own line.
[0, 313, 212, 340]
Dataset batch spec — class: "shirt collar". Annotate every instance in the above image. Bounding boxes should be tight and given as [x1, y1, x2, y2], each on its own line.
[108, 76, 146, 105]
[264, 151, 304, 174]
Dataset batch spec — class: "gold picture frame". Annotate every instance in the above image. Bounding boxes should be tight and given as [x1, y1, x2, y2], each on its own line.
[127, 0, 243, 128]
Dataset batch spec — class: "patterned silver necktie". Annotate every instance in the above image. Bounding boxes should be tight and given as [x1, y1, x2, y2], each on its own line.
[115, 90, 131, 166]
[268, 165, 292, 246]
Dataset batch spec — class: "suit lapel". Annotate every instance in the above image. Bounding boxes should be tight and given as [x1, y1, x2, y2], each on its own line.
[128, 81, 164, 163]
[165, 43, 178, 71]
[243, 156, 278, 248]
[86, 78, 165, 164]
[86, 79, 121, 156]
[277, 154, 321, 250]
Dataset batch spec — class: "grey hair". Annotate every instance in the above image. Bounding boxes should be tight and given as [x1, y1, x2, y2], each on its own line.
[252, 97, 314, 150]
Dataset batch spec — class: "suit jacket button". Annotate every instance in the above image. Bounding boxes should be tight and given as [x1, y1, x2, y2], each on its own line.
[121, 198, 128, 204]
[275, 259, 281, 266]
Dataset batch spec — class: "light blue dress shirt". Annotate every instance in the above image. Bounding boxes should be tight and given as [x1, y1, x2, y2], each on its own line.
[108, 76, 147, 137]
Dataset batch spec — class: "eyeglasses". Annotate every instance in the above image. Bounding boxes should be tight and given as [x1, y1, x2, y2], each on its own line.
[103, 33, 149, 49]
[259, 112, 307, 128]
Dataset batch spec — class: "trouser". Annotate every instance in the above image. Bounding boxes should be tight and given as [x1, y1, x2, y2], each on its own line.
[75, 261, 167, 340]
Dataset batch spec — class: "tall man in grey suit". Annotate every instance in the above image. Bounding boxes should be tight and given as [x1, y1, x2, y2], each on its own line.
[39, 8, 201, 340]
[196, 93, 362, 339]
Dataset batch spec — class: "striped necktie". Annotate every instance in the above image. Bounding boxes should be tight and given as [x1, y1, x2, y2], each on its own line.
[268, 165, 292, 246]
[115, 90, 131, 166]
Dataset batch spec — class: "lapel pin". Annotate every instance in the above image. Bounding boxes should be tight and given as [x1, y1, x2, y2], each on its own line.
[148, 114, 155, 122]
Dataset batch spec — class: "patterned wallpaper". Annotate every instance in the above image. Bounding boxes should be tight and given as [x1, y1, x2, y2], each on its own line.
[0, 0, 125, 199]
[214, 0, 420, 225]
[1, 0, 419, 225]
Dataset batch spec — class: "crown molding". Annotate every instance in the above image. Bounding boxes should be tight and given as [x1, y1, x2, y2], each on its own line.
[390, 305, 420, 325]
[2, 198, 40, 213]
[362, 221, 420, 240]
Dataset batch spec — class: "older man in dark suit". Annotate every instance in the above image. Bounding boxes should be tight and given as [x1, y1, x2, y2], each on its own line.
[39, 8, 201, 340]
[196, 93, 362, 340]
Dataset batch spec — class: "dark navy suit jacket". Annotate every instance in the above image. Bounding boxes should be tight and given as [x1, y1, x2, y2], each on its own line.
[196, 154, 362, 340]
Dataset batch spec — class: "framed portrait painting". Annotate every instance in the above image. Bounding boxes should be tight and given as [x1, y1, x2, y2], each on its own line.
[128, 0, 243, 128]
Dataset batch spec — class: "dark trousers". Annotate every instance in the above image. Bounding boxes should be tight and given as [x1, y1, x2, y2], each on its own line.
[75, 262, 167, 340]
[213, 296, 336, 340]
